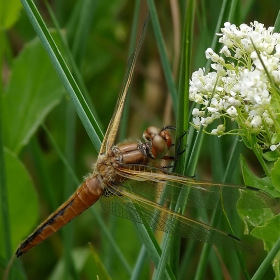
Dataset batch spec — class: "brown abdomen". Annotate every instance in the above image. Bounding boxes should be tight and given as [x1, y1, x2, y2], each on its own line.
[16, 176, 103, 257]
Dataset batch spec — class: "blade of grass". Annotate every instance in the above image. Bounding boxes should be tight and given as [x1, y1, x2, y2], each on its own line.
[167, 0, 196, 276]
[147, 0, 178, 111]
[45, 1, 102, 127]
[62, 104, 78, 280]
[193, 1, 252, 278]
[130, 246, 147, 280]
[20, 0, 103, 152]
[89, 209, 132, 276]
[252, 237, 280, 280]
[194, 137, 250, 280]
[274, 10, 280, 32]
[151, 0, 196, 277]
[111, 0, 141, 275]
[178, 240, 196, 280]
[28, 137, 57, 211]
[205, 0, 228, 71]
[153, 228, 174, 280]
[49, 2, 99, 275]
[133, 219, 176, 280]
[70, 0, 98, 67]
[0, 106, 12, 263]
[152, 0, 196, 277]
[118, 0, 141, 141]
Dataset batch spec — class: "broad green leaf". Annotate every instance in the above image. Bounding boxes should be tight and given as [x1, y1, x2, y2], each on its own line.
[0, 1, 22, 29]
[263, 150, 280, 162]
[0, 148, 39, 257]
[251, 214, 280, 243]
[271, 158, 280, 192]
[238, 155, 276, 234]
[240, 155, 280, 197]
[237, 207, 274, 234]
[2, 31, 65, 154]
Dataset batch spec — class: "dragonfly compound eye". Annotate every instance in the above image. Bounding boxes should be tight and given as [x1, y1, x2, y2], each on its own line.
[143, 126, 161, 141]
[159, 129, 173, 148]
[151, 135, 168, 159]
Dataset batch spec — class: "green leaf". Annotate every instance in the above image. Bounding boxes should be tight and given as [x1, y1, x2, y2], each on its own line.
[240, 155, 280, 197]
[263, 150, 280, 162]
[271, 133, 280, 145]
[238, 155, 276, 236]
[271, 158, 280, 192]
[2, 32, 65, 154]
[251, 214, 280, 246]
[0, 148, 39, 257]
[238, 207, 274, 231]
[273, 252, 280, 280]
[0, 1, 22, 29]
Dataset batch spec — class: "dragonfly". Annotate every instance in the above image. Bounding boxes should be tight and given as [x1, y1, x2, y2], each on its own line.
[16, 14, 276, 257]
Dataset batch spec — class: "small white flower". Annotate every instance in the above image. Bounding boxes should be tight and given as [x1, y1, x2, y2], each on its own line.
[217, 124, 226, 132]
[234, 48, 242, 59]
[228, 97, 241, 107]
[274, 45, 280, 58]
[200, 117, 214, 126]
[272, 70, 280, 83]
[212, 124, 226, 135]
[251, 51, 258, 60]
[211, 129, 218, 135]
[250, 115, 262, 127]
[265, 117, 274, 125]
[241, 38, 253, 52]
[205, 83, 214, 91]
[192, 108, 200, 116]
[193, 117, 201, 128]
[207, 107, 219, 113]
[190, 93, 203, 103]
[189, 20, 279, 149]
[270, 144, 280, 151]
[226, 106, 238, 117]
[205, 48, 220, 62]
[220, 46, 231, 57]
[211, 64, 226, 76]
[192, 108, 204, 117]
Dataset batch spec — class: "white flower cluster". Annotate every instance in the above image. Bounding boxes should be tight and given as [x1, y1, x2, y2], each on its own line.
[189, 21, 280, 150]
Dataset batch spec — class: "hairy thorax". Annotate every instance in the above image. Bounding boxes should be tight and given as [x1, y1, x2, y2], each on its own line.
[92, 142, 150, 189]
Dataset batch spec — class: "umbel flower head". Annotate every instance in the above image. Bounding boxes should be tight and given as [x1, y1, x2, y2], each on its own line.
[189, 21, 280, 151]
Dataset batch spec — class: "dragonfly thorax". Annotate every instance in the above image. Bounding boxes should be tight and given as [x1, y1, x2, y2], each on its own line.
[94, 151, 121, 188]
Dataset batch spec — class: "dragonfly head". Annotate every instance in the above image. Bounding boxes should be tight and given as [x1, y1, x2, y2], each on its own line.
[143, 126, 173, 159]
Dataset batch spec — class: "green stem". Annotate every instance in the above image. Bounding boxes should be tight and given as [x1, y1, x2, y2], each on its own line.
[251, 237, 280, 280]
[251, 142, 271, 177]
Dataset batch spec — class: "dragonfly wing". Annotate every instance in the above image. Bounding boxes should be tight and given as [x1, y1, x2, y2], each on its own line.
[99, 14, 150, 156]
[116, 164, 276, 210]
[100, 184, 254, 253]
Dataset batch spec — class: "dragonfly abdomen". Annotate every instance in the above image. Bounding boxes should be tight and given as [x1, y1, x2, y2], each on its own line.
[16, 176, 103, 257]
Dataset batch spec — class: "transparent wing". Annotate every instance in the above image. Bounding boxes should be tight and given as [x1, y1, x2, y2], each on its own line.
[100, 184, 254, 253]
[99, 14, 150, 156]
[115, 164, 276, 210]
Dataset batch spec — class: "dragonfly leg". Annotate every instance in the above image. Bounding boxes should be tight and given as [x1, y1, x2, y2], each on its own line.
[171, 130, 188, 171]
[160, 125, 176, 132]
